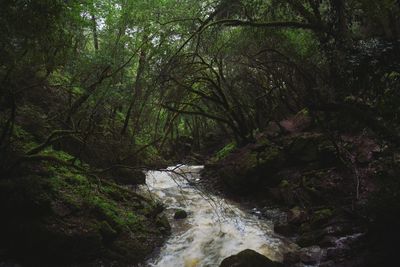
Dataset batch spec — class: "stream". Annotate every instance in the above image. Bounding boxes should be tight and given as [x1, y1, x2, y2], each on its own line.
[142, 165, 296, 267]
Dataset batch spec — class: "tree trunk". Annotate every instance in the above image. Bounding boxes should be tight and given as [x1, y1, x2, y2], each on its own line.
[121, 46, 147, 135]
[91, 14, 99, 51]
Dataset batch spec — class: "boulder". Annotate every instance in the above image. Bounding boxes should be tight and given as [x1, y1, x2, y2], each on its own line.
[174, 209, 188, 219]
[284, 132, 336, 165]
[299, 246, 324, 264]
[218, 142, 285, 194]
[220, 249, 283, 267]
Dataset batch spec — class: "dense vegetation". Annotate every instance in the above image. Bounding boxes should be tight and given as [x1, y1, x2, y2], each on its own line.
[0, 0, 399, 266]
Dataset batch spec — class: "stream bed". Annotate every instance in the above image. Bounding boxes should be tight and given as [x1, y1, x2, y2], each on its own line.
[142, 165, 296, 267]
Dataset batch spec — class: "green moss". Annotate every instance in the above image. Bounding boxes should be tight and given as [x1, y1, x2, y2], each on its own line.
[13, 124, 29, 138]
[42, 148, 74, 161]
[34, 150, 148, 236]
[280, 179, 290, 188]
[214, 141, 237, 161]
[12, 124, 38, 151]
[311, 208, 334, 226]
[258, 146, 284, 167]
[216, 141, 286, 194]
[302, 176, 318, 193]
[298, 108, 310, 116]
[90, 195, 139, 230]
[243, 151, 259, 169]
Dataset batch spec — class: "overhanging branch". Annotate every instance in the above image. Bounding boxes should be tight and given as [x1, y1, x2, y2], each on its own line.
[206, 19, 316, 30]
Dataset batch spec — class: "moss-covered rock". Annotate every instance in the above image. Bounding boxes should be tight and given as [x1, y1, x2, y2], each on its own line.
[219, 249, 283, 267]
[284, 132, 337, 166]
[287, 206, 308, 225]
[216, 142, 285, 194]
[204, 130, 339, 197]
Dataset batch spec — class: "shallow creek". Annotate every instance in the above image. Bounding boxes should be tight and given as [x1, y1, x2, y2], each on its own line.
[143, 165, 296, 267]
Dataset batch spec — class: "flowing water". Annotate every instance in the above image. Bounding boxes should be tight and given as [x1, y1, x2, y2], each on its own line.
[143, 165, 296, 267]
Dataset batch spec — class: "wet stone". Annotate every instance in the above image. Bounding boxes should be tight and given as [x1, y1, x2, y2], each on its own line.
[174, 209, 188, 219]
[299, 246, 324, 264]
[220, 249, 283, 267]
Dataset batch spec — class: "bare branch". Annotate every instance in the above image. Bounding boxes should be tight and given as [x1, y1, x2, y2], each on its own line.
[26, 130, 78, 155]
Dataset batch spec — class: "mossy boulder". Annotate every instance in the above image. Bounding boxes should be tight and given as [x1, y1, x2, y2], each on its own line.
[284, 133, 337, 165]
[217, 142, 285, 194]
[287, 206, 308, 225]
[219, 249, 283, 267]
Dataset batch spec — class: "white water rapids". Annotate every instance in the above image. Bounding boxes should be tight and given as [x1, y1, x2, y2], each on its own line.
[142, 165, 296, 267]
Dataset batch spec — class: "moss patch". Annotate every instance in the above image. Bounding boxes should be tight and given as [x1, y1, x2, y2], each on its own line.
[311, 208, 334, 226]
[210, 141, 237, 162]
[215, 142, 285, 194]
